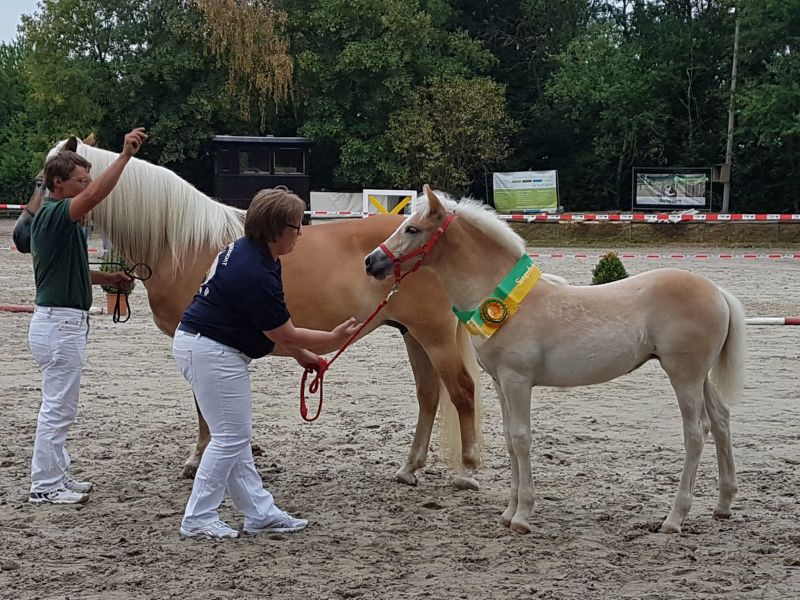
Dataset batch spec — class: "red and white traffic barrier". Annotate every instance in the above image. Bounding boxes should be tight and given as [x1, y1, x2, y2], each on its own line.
[302, 210, 800, 223]
[504, 212, 800, 223]
[6, 204, 800, 222]
[1, 246, 798, 260]
[529, 252, 800, 260]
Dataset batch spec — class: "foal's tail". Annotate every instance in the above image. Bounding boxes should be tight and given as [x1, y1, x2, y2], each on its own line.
[438, 323, 483, 468]
[710, 287, 747, 406]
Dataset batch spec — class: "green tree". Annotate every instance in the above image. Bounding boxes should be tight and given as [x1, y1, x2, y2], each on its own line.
[195, 0, 293, 125]
[451, 0, 594, 175]
[19, 0, 257, 191]
[536, 1, 743, 211]
[387, 76, 513, 192]
[0, 40, 40, 203]
[544, 24, 671, 210]
[283, 0, 508, 191]
[733, 0, 800, 212]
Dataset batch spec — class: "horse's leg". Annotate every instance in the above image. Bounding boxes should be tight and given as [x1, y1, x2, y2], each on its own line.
[425, 340, 480, 491]
[395, 334, 442, 486]
[498, 372, 534, 534]
[181, 394, 210, 479]
[703, 378, 738, 520]
[493, 378, 519, 527]
[661, 379, 706, 534]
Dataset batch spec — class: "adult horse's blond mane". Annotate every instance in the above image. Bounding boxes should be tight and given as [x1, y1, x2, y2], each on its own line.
[415, 192, 526, 257]
[53, 141, 244, 271]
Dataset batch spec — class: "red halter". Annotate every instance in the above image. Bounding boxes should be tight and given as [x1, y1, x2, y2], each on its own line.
[378, 213, 456, 282]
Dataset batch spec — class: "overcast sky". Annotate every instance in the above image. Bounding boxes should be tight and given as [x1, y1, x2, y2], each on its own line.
[1, 0, 40, 44]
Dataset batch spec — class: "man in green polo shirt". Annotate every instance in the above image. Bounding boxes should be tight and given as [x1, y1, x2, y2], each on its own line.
[28, 127, 147, 505]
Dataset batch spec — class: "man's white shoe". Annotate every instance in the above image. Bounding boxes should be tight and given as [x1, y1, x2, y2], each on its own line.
[64, 475, 93, 493]
[244, 510, 308, 535]
[29, 488, 89, 505]
[180, 520, 240, 540]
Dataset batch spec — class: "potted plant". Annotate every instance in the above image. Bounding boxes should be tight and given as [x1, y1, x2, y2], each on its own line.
[591, 251, 629, 285]
[100, 248, 135, 316]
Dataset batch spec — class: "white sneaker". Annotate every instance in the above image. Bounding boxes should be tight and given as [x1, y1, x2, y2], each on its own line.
[29, 488, 89, 505]
[180, 520, 240, 540]
[244, 510, 308, 535]
[64, 475, 93, 493]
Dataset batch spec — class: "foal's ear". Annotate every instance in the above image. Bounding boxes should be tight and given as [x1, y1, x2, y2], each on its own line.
[82, 133, 96, 146]
[63, 136, 79, 153]
[424, 184, 446, 220]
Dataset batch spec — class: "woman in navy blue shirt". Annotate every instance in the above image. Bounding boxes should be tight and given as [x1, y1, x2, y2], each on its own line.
[173, 187, 359, 539]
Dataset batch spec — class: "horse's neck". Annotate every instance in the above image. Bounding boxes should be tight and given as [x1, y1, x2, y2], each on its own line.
[434, 218, 522, 310]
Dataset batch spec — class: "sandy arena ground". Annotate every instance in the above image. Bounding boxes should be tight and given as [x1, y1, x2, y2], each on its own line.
[0, 218, 798, 599]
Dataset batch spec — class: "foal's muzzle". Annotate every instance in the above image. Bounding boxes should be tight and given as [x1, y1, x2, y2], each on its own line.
[364, 248, 393, 280]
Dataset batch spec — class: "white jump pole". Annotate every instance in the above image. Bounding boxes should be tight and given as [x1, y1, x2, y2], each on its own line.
[745, 317, 800, 326]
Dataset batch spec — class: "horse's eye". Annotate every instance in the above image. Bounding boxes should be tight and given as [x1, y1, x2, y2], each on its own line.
[405, 225, 419, 234]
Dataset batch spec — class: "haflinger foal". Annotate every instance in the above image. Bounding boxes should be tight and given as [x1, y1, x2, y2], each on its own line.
[365, 186, 746, 535]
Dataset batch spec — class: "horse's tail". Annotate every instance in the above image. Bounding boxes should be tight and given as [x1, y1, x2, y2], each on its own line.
[437, 322, 483, 468]
[710, 287, 747, 407]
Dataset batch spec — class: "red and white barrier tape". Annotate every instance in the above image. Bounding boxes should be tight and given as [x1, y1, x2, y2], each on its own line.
[5, 204, 800, 222]
[529, 252, 800, 260]
[503, 213, 800, 223]
[0, 303, 795, 324]
[0, 246, 797, 260]
[303, 210, 800, 223]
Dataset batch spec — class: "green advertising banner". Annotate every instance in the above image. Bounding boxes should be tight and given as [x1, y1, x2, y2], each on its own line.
[492, 171, 558, 212]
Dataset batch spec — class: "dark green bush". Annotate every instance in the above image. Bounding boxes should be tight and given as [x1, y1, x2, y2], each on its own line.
[591, 251, 629, 285]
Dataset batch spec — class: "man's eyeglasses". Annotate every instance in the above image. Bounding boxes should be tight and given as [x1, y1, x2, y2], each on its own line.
[285, 223, 302, 232]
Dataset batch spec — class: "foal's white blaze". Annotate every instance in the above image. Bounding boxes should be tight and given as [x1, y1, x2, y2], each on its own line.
[368, 185, 746, 535]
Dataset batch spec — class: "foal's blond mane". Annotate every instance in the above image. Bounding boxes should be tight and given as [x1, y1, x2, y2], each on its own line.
[52, 140, 245, 271]
[415, 192, 526, 257]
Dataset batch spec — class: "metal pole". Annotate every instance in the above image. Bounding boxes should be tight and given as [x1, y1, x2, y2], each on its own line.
[722, 17, 740, 213]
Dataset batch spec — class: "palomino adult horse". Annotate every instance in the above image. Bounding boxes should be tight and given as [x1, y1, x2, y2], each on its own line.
[14, 139, 483, 490]
[366, 186, 746, 534]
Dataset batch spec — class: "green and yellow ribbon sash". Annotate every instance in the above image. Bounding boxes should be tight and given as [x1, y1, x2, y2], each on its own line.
[452, 254, 541, 339]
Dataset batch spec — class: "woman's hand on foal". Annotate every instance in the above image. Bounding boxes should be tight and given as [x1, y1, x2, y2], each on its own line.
[332, 317, 360, 342]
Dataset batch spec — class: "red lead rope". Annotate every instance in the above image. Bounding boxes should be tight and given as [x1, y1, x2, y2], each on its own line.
[299, 287, 397, 421]
[299, 213, 457, 422]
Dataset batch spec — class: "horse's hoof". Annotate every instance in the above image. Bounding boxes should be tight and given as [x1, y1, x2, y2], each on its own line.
[501, 508, 515, 526]
[394, 469, 418, 486]
[181, 463, 198, 479]
[659, 520, 681, 534]
[712, 508, 732, 521]
[510, 518, 531, 534]
[452, 475, 479, 491]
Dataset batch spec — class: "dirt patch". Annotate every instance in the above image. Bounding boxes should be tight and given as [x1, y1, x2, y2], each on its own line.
[1, 220, 798, 599]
